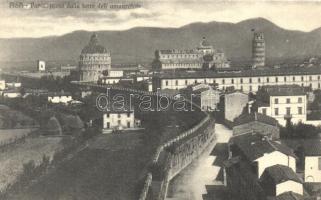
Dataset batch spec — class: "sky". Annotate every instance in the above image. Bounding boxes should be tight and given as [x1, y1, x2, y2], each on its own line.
[1, 0, 321, 38]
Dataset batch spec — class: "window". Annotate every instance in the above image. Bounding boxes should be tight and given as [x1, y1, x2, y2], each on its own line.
[127, 113, 130, 118]
[318, 76, 320, 80]
[298, 107, 302, 115]
[250, 85, 252, 91]
[106, 113, 110, 118]
[249, 78, 252, 83]
[127, 121, 131, 128]
[267, 77, 270, 83]
[185, 80, 188, 85]
[118, 120, 121, 125]
[297, 97, 302, 103]
[286, 98, 291, 104]
[231, 79, 234, 84]
[310, 76, 312, 81]
[175, 80, 178, 86]
[258, 78, 261, 83]
[240, 78, 243, 84]
[319, 157, 321, 170]
[166, 81, 168, 86]
[319, 83, 321, 89]
[240, 86, 243, 91]
[262, 108, 267, 115]
[118, 114, 121, 118]
[293, 76, 295, 81]
[274, 98, 279, 104]
[106, 122, 110, 129]
[276, 77, 278, 83]
[301, 76, 304, 81]
[222, 79, 225, 84]
[195, 80, 197, 84]
[275, 108, 279, 116]
[284, 77, 287, 82]
[286, 107, 291, 115]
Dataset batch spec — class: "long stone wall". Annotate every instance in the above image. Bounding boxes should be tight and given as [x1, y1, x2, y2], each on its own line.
[139, 116, 215, 200]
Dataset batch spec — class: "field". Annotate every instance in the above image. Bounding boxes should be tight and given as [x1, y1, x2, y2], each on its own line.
[8, 132, 150, 200]
[0, 129, 36, 146]
[0, 136, 63, 193]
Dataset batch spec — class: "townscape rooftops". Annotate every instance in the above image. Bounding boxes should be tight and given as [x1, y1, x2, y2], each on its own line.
[273, 192, 304, 200]
[81, 33, 108, 54]
[157, 66, 321, 79]
[303, 139, 321, 156]
[230, 132, 296, 161]
[260, 164, 302, 184]
[262, 85, 306, 96]
[234, 112, 278, 127]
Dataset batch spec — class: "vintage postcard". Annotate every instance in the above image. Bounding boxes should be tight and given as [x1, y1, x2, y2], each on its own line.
[0, 0, 320, 199]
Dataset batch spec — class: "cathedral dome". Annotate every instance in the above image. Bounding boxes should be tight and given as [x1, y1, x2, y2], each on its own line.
[81, 33, 107, 54]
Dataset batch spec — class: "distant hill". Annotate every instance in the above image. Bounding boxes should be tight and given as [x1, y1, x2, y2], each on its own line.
[1, 17, 321, 67]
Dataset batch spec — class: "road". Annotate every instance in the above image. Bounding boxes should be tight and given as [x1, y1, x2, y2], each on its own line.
[166, 123, 232, 200]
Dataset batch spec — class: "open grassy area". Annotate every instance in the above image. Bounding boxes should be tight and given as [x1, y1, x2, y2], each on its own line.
[8, 132, 150, 200]
[0, 128, 36, 146]
[0, 136, 63, 193]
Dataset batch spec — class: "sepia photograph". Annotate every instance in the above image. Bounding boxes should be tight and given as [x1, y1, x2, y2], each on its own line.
[0, 0, 321, 199]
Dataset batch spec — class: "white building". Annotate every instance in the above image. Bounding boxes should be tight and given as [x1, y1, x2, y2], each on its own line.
[257, 85, 307, 126]
[156, 37, 229, 70]
[194, 87, 220, 111]
[48, 92, 73, 104]
[2, 90, 21, 98]
[153, 67, 321, 93]
[102, 109, 141, 133]
[6, 82, 21, 88]
[37, 60, 46, 71]
[0, 80, 5, 90]
[304, 140, 321, 183]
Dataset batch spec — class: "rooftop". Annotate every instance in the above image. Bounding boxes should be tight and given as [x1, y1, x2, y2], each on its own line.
[273, 192, 304, 200]
[234, 112, 278, 127]
[230, 132, 296, 161]
[261, 85, 306, 96]
[157, 66, 321, 79]
[81, 33, 108, 54]
[260, 164, 302, 184]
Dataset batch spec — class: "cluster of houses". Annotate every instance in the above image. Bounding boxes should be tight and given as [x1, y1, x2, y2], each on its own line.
[218, 112, 321, 200]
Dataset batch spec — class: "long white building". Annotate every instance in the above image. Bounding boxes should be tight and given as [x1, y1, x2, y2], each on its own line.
[152, 67, 321, 93]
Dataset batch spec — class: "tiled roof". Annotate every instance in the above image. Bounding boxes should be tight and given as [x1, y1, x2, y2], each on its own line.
[159, 49, 199, 54]
[234, 112, 278, 127]
[230, 132, 296, 161]
[274, 192, 304, 200]
[157, 66, 321, 79]
[260, 164, 302, 184]
[262, 85, 306, 96]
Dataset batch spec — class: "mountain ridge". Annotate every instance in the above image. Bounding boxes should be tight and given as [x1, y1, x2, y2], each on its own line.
[1, 18, 321, 66]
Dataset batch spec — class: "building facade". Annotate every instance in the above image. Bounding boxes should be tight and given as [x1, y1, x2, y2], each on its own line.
[102, 110, 141, 133]
[37, 60, 46, 71]
[252, 32, 265, 68]
[256, 85, 307, 126]
[78, 33, 111, 82]
[304, 141, 321, 183]
[156, 37, 229, 70]
[153, 67, 321, 92]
